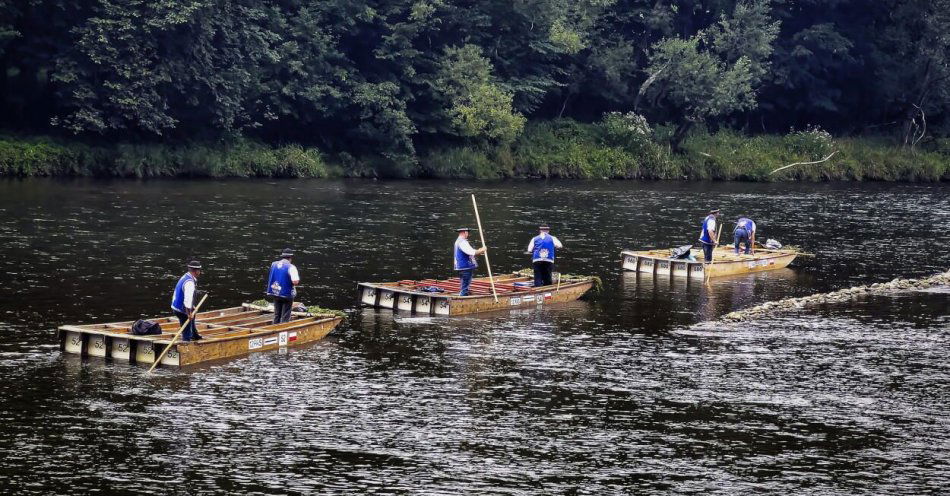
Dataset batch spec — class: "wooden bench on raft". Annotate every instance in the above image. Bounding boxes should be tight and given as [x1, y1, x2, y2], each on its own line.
[395, 278, 534, 296]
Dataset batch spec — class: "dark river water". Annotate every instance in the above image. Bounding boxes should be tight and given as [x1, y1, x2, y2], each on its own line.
[0, 178, 948, 494]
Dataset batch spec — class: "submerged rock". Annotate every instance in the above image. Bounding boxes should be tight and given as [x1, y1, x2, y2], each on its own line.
[710, 269, 950, 324]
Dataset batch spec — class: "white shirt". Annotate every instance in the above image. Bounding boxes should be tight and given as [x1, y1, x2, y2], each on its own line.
[456, 237, 477, 255]
[699, 217, 718, 242]
[526, 233, 563, 252]
[288, 264, 300, 284]
[182, 279, 196, 309]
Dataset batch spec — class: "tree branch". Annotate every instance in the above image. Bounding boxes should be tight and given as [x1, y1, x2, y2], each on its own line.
[769, 150, 838, 175]
[634, 62, 668, 112]
[911, 104, 926, 151]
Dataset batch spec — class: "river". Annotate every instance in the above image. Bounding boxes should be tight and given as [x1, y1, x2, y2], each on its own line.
[0, 178, 948, 494]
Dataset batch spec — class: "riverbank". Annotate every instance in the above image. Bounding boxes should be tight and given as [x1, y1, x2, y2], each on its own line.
[2, 120, 948, 180]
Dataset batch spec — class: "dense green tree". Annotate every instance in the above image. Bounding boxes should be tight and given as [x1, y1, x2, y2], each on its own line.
[757, 0, 863, 132]
[436, 44, 525, 144]
[0, 0, 948, 157]
[871, 0, 950, 145]
[0, 1, 17, 57]
[639, 0, 779, 148]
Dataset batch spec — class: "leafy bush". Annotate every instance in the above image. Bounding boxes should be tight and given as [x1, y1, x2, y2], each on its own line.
[784, 125, 835, 160]
[598, 111, 653, 149]
[420, 146, 508, 178]
[0, 137, 91, 175]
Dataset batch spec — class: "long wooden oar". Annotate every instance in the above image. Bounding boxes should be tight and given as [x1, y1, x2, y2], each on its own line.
[147, 293, 209, 373]
[471, 194, 498, 302]
[749, 226, 755, 255]
[705, 223, 724, 284]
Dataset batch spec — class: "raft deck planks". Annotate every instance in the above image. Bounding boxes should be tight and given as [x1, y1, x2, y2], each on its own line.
[58, 304, 343, 368]
[620, 246, 797, 279]
[358, 272, 595, 316]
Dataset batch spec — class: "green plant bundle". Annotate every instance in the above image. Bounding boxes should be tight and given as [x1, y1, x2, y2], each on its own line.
[306, 306, 347, 318]
[561, 274, 604, 293]
[512, 269, 602, 293]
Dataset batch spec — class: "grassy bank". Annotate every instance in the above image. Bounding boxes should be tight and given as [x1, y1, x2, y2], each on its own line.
[419, 119, 950, 181]
[0, 136, 331, 178]
[2, 120, 948, 180]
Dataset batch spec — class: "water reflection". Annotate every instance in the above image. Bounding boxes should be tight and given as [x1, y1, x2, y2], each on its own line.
[617, 268, 801, 326]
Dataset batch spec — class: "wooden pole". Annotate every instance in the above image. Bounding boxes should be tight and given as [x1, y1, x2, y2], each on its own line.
[471, 194, 498, 302]
[147, 293, 209, 373]
[556, 272, 562, 294]
[705, 223, 723, 284]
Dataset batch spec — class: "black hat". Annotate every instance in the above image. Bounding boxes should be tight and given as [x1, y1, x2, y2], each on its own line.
[709, 209, 721, 215]
[187, 260, 202, 270]
[281, 248, 294, 258]
[539, 224, 550, 230]
[456, 227, 471, 232]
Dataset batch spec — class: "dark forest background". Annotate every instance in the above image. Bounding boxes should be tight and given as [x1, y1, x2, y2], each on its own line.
[1, 0, 948, 178]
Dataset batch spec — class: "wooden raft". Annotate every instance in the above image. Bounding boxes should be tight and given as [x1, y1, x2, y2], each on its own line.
[357, 272, 595, 316]
[58, 304, 344, 368]
[620, 246, 797, 279]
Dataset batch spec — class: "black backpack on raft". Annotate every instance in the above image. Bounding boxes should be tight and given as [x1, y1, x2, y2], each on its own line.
[131, 319, 163, 336]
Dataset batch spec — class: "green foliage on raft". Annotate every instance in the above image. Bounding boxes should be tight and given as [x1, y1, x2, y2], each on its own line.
[250, 299, 345, 318]
[513, 269, 603, 293]
[306, 306, 346, 318]
[562, 275, 604, 294]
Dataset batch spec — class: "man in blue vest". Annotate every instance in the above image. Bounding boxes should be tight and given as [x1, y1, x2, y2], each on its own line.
[527, 224, 563, 287]
[454, 228, 486, 296]
[734, 217, 757, 254]
[170, 260, 203, 341]
[698, 209, 721, 263]
[265, 248, 300, 324]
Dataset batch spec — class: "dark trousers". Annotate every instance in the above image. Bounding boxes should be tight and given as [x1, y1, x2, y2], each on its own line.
[174, 311, 200, 341]
[533, 261, 554, 287]
[458, 269, 474, 296]
[273, 297, 294, 324]
[734, 228, 751, 254]
[702, 242, 715, 263]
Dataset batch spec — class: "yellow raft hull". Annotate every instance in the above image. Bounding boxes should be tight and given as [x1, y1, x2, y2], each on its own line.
[358, 272, 595, 316]
[58, 304, 343, 368]
[620, 246, 797, 279]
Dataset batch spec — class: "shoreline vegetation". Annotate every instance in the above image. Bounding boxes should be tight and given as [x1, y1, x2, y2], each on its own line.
[4, 2, 950, 184]
[2, 119, 948, 181]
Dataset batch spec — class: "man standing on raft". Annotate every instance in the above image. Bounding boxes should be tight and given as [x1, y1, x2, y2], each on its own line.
[699, 209, 721, 263]
[171, 260, 203, 341]
[265, 248, 300, 324]
[734, 216, 756, 254]
[526, 224, 563, 287]
[454, 227, 486, 296]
